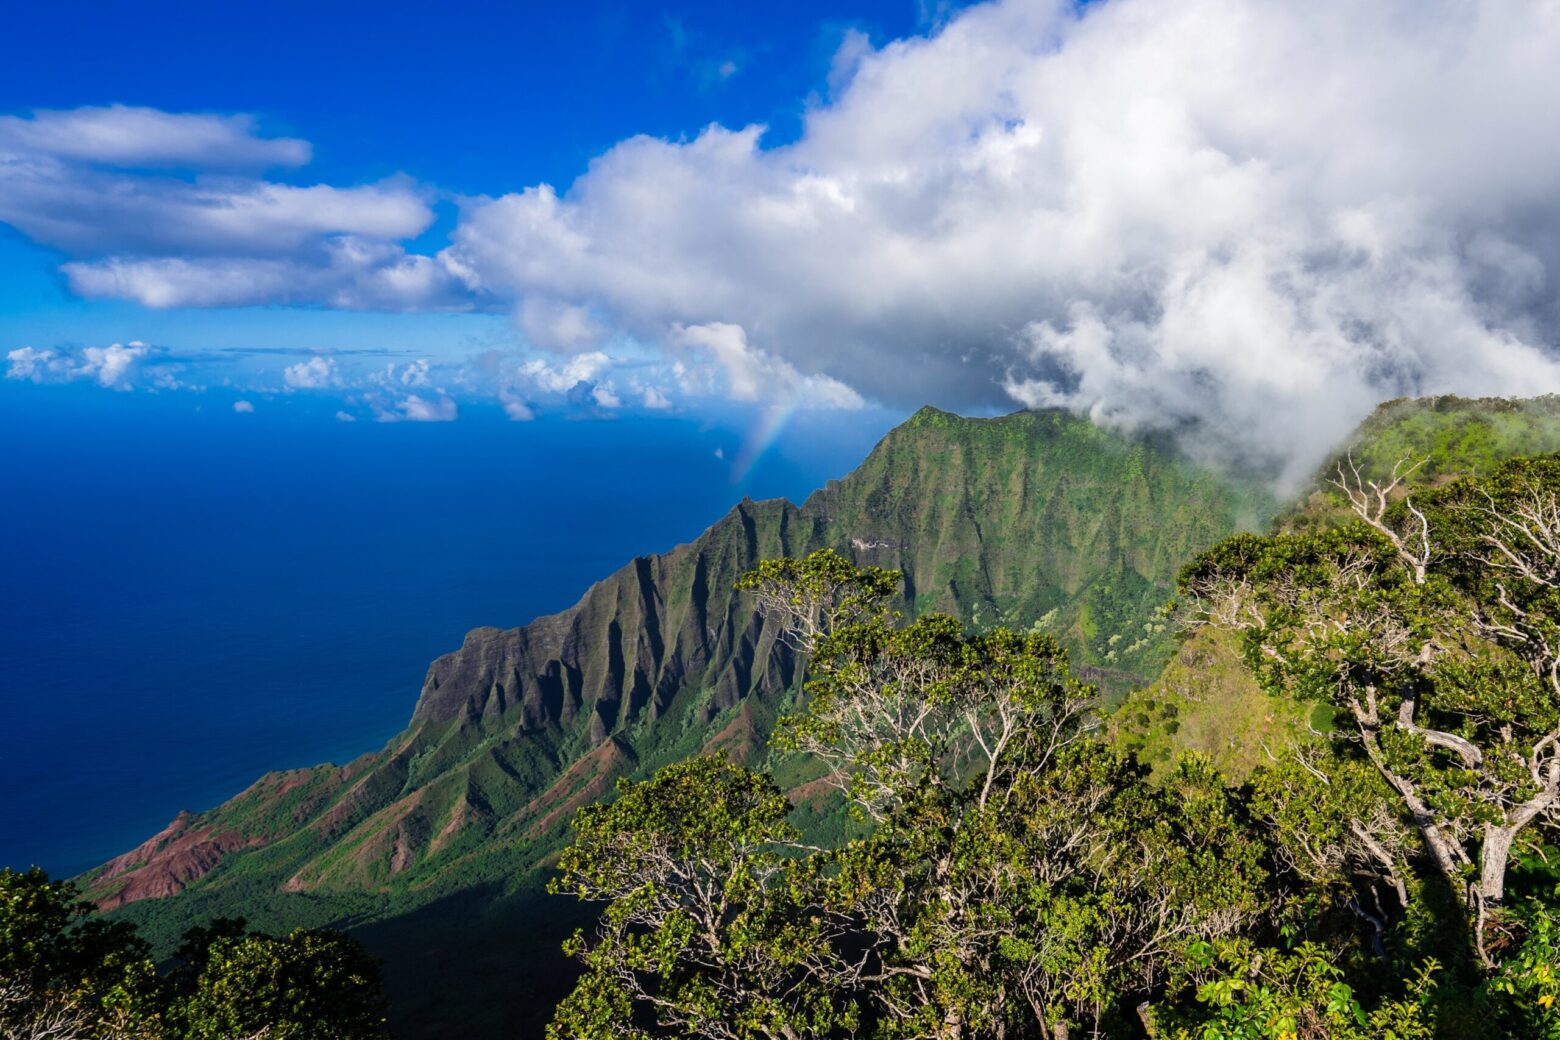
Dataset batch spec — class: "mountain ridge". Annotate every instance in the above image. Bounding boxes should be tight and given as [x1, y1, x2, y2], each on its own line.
[84, 396, 1560, 1040]
[87, 405, 1269, 914]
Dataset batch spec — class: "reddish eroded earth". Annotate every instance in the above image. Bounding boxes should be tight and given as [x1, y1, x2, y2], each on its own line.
[88, 812, 263, 910]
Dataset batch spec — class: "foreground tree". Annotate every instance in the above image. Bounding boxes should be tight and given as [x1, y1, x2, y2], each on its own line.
[1181, 454, 1560, 965]
[547, 756, 856, 1040]
[0, 868, 387, 1040]
[176, 928, 388, 1040]
[0, 867, 162, 1039]
[551, 550, 1267, 1040]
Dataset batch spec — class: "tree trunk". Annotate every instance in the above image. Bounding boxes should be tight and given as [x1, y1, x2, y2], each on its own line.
[1356, 725, 1464, 884]
[1480, 822, 1513, 907]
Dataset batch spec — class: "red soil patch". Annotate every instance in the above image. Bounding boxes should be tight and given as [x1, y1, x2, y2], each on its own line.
[89, 813, 262, 910]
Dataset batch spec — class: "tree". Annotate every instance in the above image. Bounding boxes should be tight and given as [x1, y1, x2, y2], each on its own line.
[0, 867, 162, 1039]
[1157, 939, 1438, 1040]
[177, 929, 388, 1040]
[1181, 454, 1560, 964]
[0, 868, 387, 1040]
[552, 550, 1267, 1040]
[547, 756, 856, 1040]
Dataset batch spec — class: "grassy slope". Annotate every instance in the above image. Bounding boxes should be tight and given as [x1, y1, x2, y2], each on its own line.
[1113, 394, 1560, 779]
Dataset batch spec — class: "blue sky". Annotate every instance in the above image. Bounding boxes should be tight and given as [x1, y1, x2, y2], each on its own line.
[0, 0, 937, 434]
[3, 0, 1560, 480]
[1, 1, 935, 191]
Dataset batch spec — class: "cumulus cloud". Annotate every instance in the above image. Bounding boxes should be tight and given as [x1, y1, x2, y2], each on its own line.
[6, 341, 156, 388]
[60, 241, 463, 311]
[670, 323, 864, 409]
[379, 392, 458, 422]
[0, 105, 461, 310]
[232, 399, 255, 413]
[438, 0, 1560, 479]
[518, 351, 615, 394]
[1, 165, 431, 258]
[398, 358, 432, 387]
[9, 0, 1560, 471]
[283, 356, 338, 389]
[517, 297, 606, 351]
[499, 387, 536, 421]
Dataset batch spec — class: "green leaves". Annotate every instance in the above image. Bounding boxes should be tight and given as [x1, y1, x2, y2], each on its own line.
[550, 555, 1273, 1040]
[1163, 940, 1436, 1040]
[1183, 454, 1560, 966]
[178, 929, 387, 1040]
[548, 758, 853, 1040]
[0, 868, 386, 1040]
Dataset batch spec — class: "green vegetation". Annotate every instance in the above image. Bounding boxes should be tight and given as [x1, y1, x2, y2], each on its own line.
[1109, 627, 1310, 779]
[555, 505, 1560, 1038]
[1183, 454, 1560, 953]
[0, 867, 386, 1039]
[1284, 395, 1560, 530]
[553, 551, 1266, 1040]
[45, 394, 1560, 1039]
[83, 405, 1271, 1037]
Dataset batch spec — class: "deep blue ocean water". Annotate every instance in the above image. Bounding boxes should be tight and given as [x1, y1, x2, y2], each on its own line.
[0, 384, 897, 877]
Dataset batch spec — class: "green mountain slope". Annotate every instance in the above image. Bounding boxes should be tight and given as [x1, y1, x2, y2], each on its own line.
[1282, 394, 1560, 530]
[86, 406, 1272, 1038]
[1115, 394, 1560, 779]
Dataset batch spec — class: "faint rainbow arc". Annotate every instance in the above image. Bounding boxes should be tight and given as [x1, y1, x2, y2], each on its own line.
[728, 399, 802, 486]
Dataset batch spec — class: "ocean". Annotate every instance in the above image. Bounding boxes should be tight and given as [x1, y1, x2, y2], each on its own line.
[0, 383, 895, 877]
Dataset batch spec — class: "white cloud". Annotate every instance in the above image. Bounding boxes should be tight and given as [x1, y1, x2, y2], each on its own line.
[366, 357, 435, 389]
[335, 410, 358, 422]
[670, 322, 864, 409]
[3, 171, 432, 259]
[0, 105, 454, 311]
[283, 356, 338, 389]
[517, 350, 614, 393]
[641, 385, 673, 410]
[232, 400, 255, 413]
[592, 383, 622, 409]
[381, 392, 458, 422]
[0, 105, 310, 168]
[6, 341, 154, 388]
[9, 1, 1560, 471]
[438, 0, 1560, 477]
[58, 249, 463, 310]
[517, 297, 605, 351]
[499, 387, 536, 421]
[399, 358, 431, 387]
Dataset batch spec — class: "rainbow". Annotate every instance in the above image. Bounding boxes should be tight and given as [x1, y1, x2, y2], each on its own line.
[728, 398, 802, 486]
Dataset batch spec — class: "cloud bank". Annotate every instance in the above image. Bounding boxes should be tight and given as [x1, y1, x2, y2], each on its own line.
[0, 104, 459, 309]
[442, 0, 1560, 480]
[7, 0, 1560, 477]
[4, 341, 191, 390]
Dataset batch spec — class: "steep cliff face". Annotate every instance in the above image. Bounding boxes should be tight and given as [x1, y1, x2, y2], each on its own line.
[88, 406, 1270, 911]
[84, 397, 1560, 1040]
